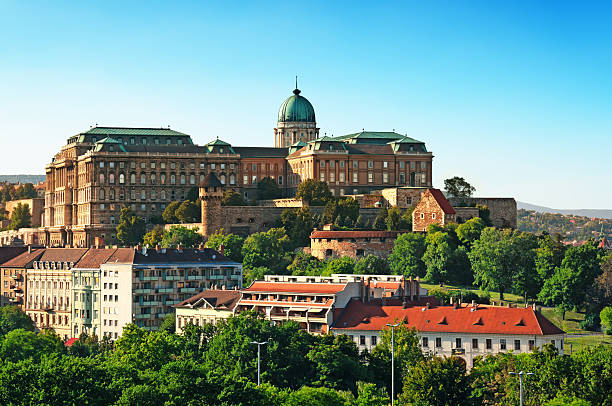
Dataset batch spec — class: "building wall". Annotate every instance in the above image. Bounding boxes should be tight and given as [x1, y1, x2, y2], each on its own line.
[175, 307, 233, 332]
[0, 267, 26, 308]
[332, 329, 565, 368]
[71, 268, 101, 337]
[99, 263, 133, 339]
[26, 266, 72, 340]
[310, 236, 397, 260]
[454, 207, 480, 223]
[412, 192, 455, 232]
[448, 197, 517, 229]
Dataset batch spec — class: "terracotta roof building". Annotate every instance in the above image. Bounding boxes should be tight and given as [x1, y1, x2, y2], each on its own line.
[412, 188, 457, 232]
[0, 247, 43, 308]
[174, 290, 241, 331]
[332, 300, 565, 368]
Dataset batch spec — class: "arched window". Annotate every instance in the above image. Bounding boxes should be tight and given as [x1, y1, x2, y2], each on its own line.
[170, 174, 176, 184]
[189, 174, 195, 185]
[230, 175, 235, 185]
[160, 174, 166, 184]
[119, 173, 125, 184]
[151, 190, 156, 199]
[141, 174, 146, 184]
[109, 173, 115, 184]
[150, 174, 156, 184]
[109, 189, 115, 200]
[130, 173, 136, 184]
[220, 175, 226, 185]
[161, 190, 166, 200]
[99, 189, 105, 200]
[180, 174, 186, 185]
[141, 190, 146, 200]
[99, 173, 105, 184]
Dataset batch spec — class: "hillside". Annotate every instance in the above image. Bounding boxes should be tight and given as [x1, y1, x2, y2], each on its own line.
[517, 201, 612, 219]
[0, 175, 45, 184]
[518, 209, 612, 242]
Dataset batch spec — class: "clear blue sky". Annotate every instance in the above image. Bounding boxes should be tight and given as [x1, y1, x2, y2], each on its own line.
[1, 1, 610, 209]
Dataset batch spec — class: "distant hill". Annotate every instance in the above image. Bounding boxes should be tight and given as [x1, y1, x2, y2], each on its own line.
[517, 201, 612, 219]
[0, 175, 45, 184]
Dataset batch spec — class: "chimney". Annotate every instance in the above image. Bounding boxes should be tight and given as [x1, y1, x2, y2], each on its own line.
[177, 243, 183, 253]
[28, 245, 32, 254]
[471, 300, 476, 307]
[507, 302, 511, 308]
[532, 302, 537, 311]
[155, 244, 161, 252]
[219, 244, 225, 256]
[426, 302, 430, 309]
[198, 242, 205, 251]
[402, 300, 408, 309]
[450, 296, 454, 305]
[453, 301, 459, 309]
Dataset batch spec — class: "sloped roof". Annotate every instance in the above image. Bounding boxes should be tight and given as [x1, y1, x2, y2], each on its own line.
[0, 247, 28, 266]
[175, 290, 241, 310]
[310, 230, 400, 239]
[233, 147, 288, 158]
[200, 172, 223, 188]
[39, 248, 89, 263]
[243, 281, 348, 295]
[74, 248, 118, 269]
[132, 248, 236, 264]
[425, 189, 456, 215]
[1, 248, 44, 267]
[332, 301, 565, 336]
[83, 126, 189, 137]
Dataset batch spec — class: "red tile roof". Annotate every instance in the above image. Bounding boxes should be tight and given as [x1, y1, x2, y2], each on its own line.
[0, 249, 45, 267]
[104, 248, 135, 264]
[427, 189, 456, 215]
[243, 281, 348, 295]
[64, 338, 78, 347]
[332, 301, 564, 336]
[238, 299, 334, 308]
[0, 247, 28, 265]
[39, 248, 89, 263]
[310, 230, 400, 239]
[74, 248, 118, 268]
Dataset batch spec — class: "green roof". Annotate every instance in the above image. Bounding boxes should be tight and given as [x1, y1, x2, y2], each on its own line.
[278, 88, 316, 123]
[83, 127, 189, 136]
[93, 137, 127, 152]
[334, 131, 423, 145]
[204, 138, 236, 154]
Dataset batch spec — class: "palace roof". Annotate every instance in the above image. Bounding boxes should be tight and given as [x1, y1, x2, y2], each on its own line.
[175, 290, 241, 310]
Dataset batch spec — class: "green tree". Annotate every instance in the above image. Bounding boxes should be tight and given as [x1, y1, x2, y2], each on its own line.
[116, 207, 146, 246]
[9, 202, 31, 230]
[543, 394, 591, 406]
[599, 306, 612, 333]
[354, 382, 389, 406]
[367, 324, 424, 396]
[423, 231, 454, 284]
[242, 228, 291, 273]
[162, 201, 180, 223]
[0, 306, 34, 337]
[186, 186, 200, 202]
[257, 176, 282, 200]
[296, 179, 332, 206]
[160, 225, 203, 248]
[205, 230, 245, 262]
[243, 266, 270, 285]
[477, 204, 492, 226]
[284, 386, 352, 406]
[175, 200, 200, 223]
[14, 183, 37, 199]
[323, 256, 355, 276]
[288, 252, 325, 276]
[221, 189, 247, 206]
[279, 207, 316, 248]
[389, 233, 426, 278]
[456, 217, 486, 247]
[143, 225, 165, 247]
[322, 198, 359, 225]
[444, 176, 475, 200]
[354, 255, 390, 275]
[306, 334, 364, 392]
[160, 313, 176, 333]
[535, 234, 567, 281]
[373, 207, 388, 230]
[399, 356, 470, 406]
[0, 329, 65, 362]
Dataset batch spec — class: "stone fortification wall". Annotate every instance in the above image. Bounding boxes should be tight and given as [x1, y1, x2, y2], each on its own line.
[449, 197, 517, 229]
[311, 236, 396, 260]
[454, 207, 480, 223]
[258, 198, 306, 208]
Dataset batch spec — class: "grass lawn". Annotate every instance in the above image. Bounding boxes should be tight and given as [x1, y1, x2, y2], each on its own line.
[565, 334, 612, 354]
[540, 308, 586, 335]
[420, 283, 524, 305]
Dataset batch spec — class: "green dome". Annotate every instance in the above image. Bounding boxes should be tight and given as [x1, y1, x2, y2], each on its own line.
[278, 88, 316, 123]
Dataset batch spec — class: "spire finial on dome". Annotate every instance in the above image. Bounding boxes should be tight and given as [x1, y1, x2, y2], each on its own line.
[293, 76, 301, 95]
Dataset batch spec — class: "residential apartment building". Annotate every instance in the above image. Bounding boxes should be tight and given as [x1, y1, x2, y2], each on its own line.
[332, 301, 565, 368]
[0, 247, 40, 308]
[175, 289, 241, 331]
[234, 274, 424, 334]
[25, 248, 88, 339]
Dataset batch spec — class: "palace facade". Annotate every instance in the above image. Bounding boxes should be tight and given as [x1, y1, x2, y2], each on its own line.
[41, 86, 433, 247]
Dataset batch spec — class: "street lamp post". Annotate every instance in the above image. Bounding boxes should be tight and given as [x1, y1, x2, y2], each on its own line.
[251, 341, 268, 386]
[386, 322, 400, 406]
[509, 371, 534, 406]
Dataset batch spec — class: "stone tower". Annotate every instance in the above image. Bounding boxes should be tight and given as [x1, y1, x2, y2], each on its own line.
[199, 173, 224, 237]
[274, 83, 319, 148]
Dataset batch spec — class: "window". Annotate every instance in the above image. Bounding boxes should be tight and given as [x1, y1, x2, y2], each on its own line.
[528, 340, 535, 350]
[252, 163, 257, 171]
[353, 173, 358, 183]
[150, 174, 156, 184]
[383, 173, 388, 183]
[140, 174, 146, 184]
[130, 173, 136, 184]
[371, 336, 377, 346]
[119, 173, 125, 184]
[100, 162, 105, 168]
[432, 213, 436, 219]
[399, 161, 405, 169]
[500, 339, 507, 350]
[421, 162, 426, 170]
[330, 161, 335, 168]
[486, 339, 492, 349]
[368, 160, 373, 168]
[514, 340, 521, 351]
[360, 335, 366, 345]
[436, 337, 442, 348]
[230, 175, 235, 185]
[320, 161, 325, 168]
[320, 173, 325, 182]
[252, 176, 257, 184]
[339, 172, 345, 182]
[455, 338, 462, 348]
[410, 161, 415, 170]
[340, 161, 344, 168]
[422, 337, 429, 348]
[353, 161, 358, 168]
[190, 174, 195, 185]
[329, 172, 335, 182]
[368, 172, 373, 183]
[243, 175, 249, 185]
[278, 175, 283, 185]
[420, 213, 425, 219]
[99, 173, 105, 184]
[141, 190, 146, 200]
[472, 338, 478, 349]
[180, 174, 186, 184]
[383, 161, 388, 168]
[399, 173, 405, 183]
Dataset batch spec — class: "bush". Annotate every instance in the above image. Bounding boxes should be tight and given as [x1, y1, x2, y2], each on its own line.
[428, 287, 450, 304]
[580, 313, 601, 331]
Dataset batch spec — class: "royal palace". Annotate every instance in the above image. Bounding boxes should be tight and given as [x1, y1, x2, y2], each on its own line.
[40, 86, 433, 247]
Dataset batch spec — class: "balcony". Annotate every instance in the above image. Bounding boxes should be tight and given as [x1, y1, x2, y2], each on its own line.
[11, 274, 22, 281]
[156, 288, 174, 293]
[164, 300, 181, 305]
[141, 301, 159, 306]
[164, 275, 182, 281]
[186, 275, 204, 280]
[230, 274, 242, 280]
[142, 276, 159, 281]
[135, 314, 151, 319]
[180, 287, 197, 293]
[134, 288, 151, 294]
[209, 275, 226, 280]
[42, 305, 54, 312]
[155, 313, 172, 319]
